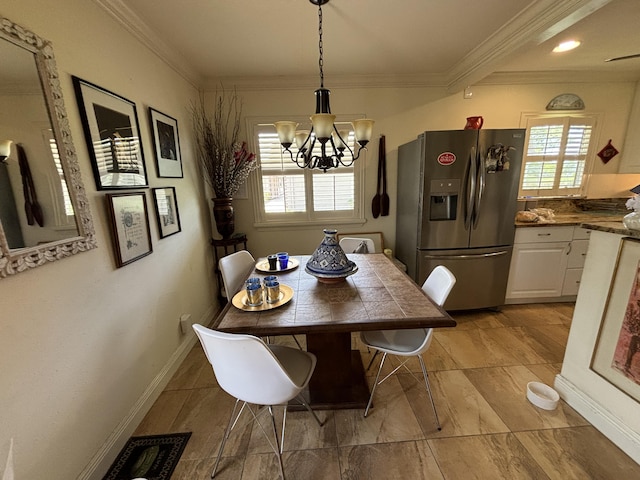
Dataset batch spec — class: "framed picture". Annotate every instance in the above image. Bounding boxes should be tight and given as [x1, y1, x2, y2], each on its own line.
[591, 237, 640, 401]
[149, 107, 183, 178]
[152, 187, 181, 238]
[72, 76, 148, 189]
[106, 192, 153, 267]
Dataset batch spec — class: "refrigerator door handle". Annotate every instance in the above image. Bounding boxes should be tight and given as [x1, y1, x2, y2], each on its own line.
[473, 145, 485, 229]
[423, 251, 508, 259]
[464, 147, 476, 229]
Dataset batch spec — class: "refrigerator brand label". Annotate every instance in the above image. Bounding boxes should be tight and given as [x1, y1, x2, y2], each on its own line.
[437, 152, 456, 165]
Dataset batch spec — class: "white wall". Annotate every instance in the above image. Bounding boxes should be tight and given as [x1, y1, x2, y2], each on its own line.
[0, 2, 217, 479]
[231, 81, 640, 259]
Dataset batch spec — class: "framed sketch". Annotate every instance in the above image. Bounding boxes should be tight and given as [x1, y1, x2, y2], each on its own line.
[106, 192, 153, 267]
[152, 187, 181, 238]
[149, 107, 183, 178]
[591, 237, 640, 401]
[72, 76, 148, 189]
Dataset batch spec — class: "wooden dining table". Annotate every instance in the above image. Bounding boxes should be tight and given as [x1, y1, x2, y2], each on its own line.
[213, 253, 457, 409]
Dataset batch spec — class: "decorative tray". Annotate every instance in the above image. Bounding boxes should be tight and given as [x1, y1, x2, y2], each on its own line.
[255, 258, 300, 273]
[231, 284, 294, 311]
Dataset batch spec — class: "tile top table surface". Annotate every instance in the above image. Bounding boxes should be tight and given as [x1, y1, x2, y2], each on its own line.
[215, 253, 456, 336]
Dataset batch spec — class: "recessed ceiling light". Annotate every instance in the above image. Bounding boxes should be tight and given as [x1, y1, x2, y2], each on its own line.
[553, 40, 581, 53]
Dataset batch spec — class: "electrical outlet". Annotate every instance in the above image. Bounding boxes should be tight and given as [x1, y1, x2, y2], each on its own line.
[180, 314, 192, 334]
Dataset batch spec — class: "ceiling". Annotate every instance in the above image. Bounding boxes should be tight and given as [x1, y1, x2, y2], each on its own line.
[99, 0, 640, 91]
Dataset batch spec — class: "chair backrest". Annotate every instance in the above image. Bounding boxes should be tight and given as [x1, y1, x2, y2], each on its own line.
[421, 265, 456, 306]
[339, 237, 376, 254]
[193, 324, 302, 405]
[219, 250, 255, 297]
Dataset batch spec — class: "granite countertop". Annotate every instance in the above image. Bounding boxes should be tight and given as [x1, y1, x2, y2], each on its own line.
[515, 212, 625, 228]
[579, 220, 640, 239]
[514, 211, 640, 238]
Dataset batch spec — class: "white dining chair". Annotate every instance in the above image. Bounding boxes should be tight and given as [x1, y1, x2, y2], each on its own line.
[218, 250, 255, 299]
[193, 324, 323, 480]
[218, 250, 302, 350]
[339, 237, 375, 253]
[360, 265, 456, 429]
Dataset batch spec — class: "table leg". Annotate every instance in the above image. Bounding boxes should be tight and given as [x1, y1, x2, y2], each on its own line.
[305, 332, 370, 409]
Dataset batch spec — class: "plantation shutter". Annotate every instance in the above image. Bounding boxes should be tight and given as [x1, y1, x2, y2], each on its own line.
[520, 116, 595, 197]
[256, 124, 356, 217]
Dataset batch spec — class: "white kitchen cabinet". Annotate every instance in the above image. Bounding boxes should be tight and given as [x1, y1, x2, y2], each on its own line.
[562, 228, 591, 296]
[506, 226, 590, 303]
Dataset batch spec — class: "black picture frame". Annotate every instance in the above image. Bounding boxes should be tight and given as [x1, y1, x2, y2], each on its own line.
[106, 192, 153, 267]
[72, 76, 148, 190]
[152, 187, 182, 238]
[149, 107, 183, 178]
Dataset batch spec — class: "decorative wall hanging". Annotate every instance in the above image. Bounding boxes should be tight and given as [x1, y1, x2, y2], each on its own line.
[152, 187, 181, 238]
[106, 192, 153, 267]
[149, 108, 183, 178]
[591, 238, 640, 400]
[73, 76, 148, 189]
[546, 93, 585, 110]
[597, 139, 619, 164]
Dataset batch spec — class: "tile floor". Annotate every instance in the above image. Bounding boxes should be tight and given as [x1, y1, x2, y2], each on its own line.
[134, 302, 640, 479]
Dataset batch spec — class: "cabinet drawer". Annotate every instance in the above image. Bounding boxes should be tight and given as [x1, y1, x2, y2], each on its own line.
[514, 226, 574, 244]
[573, 227, 592, 240]
[567, 239, 590, 268]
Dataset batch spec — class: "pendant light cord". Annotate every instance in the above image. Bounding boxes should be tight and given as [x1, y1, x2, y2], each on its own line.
[318, 3, 324, 88]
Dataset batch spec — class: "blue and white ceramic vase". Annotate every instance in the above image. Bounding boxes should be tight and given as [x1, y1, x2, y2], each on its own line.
[306, 229, 358, 283]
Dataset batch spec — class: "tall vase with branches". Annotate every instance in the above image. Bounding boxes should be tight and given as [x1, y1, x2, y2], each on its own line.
[192, 89, 257, 239]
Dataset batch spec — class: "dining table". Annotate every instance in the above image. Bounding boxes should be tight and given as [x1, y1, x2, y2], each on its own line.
[213, 253, 457, 410]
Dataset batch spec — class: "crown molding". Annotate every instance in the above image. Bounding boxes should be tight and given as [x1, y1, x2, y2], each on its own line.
[481, 70, 640, 85]
[204, 73, 450, 92]
[93, 0, 203, 88]
[446, 0, 614, 93]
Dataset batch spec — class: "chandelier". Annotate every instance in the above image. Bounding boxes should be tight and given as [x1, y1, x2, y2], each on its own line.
[274, 0, 374, 172]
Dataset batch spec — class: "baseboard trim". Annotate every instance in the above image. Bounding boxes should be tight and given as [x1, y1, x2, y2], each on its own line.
[78, 305, 216, 480]
[555, 374, 640, 465]
[505, 295, 576, 304]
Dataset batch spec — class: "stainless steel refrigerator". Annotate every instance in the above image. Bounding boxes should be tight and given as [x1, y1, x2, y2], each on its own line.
[396, 129, 525, 310]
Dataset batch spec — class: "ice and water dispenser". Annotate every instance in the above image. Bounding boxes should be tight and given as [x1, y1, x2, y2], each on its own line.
[429, 179, 459, 221]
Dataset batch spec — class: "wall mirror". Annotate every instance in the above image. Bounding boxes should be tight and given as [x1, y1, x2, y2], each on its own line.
[0, 16, 96, 277]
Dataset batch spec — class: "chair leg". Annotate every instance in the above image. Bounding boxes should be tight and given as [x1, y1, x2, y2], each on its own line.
[296, 394, 324, 427]
[366, 350, 380, 371]
[291, 335, 303, 350]
[364, 352, 387, 417]
[212, 399, 242, 478]
[268, 406, 286, 480]
[280, 405, 288, 454]
[418, 355, 441, 431]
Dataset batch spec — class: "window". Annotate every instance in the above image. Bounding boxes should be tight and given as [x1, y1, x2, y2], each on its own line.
[250, 120, 365, 227]
[519, 114, 598, 198]
[42, 129, 76, 228]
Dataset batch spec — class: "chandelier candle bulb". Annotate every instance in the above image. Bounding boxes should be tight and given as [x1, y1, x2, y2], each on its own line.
[353, 119, 375, 146]
[274, 121, 298, 147]
[295, 130, 310, 150]
[311, 114, 336, 140]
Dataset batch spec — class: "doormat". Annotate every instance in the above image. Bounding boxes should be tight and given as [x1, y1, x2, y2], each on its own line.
[102, 432, 191, 480]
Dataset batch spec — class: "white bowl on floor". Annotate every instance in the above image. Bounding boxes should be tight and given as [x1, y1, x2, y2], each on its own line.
[526, 381, 560, 410]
